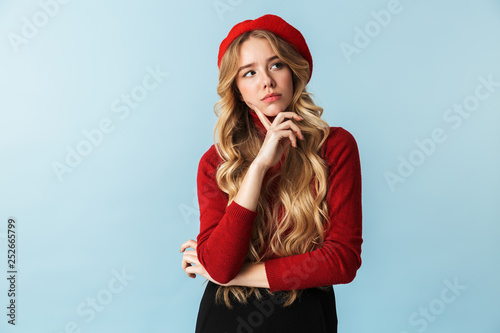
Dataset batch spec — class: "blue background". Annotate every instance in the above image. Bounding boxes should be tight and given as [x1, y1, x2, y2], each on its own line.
[1, 0, 499, 332]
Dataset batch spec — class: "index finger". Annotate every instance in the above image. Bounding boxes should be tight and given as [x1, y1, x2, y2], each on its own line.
[249, 104, 272, 131]
[180, 239, 197, 252]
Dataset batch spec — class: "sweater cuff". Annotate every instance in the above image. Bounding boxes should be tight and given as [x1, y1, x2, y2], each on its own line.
[264, 259, 282, 293]
[226, 200, 259, 221]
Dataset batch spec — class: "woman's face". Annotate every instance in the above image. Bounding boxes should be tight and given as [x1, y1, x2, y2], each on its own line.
[235, 36, 294, 118]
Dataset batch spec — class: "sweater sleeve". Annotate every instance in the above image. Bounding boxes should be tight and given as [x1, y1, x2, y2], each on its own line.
[196, 145, 259, 284]
[264, 127, 363, 292]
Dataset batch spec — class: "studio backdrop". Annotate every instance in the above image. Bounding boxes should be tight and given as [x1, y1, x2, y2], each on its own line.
[0, 0, 499, 332]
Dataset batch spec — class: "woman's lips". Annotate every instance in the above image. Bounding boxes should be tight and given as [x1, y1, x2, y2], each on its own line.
[261, 94, 281, 103]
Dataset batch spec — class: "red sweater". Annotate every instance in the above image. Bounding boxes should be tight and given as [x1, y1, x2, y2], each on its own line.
[196, 111, 363, 293]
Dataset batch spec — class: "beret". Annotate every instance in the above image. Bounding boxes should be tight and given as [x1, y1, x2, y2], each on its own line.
[217, 14, 313, 82]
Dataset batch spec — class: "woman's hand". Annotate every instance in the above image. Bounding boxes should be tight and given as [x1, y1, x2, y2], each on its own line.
[180, 239, 270, 288]
[180, 239, 230, 286]
[248, 103, 304, 170]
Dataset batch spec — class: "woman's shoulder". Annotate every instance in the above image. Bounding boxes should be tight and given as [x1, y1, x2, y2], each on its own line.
[326, 126, 358, 142]
[322, 126, 360, 161]
[198, 143, 224, 169]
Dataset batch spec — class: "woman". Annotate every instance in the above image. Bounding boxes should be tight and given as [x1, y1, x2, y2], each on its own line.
[180, 14, 363, 332]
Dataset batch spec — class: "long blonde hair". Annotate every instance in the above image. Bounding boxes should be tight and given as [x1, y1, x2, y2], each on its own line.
[212, 29, 331, 308]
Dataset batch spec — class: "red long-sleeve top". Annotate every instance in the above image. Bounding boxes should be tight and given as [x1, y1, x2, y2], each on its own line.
[196, 111, 363, 293]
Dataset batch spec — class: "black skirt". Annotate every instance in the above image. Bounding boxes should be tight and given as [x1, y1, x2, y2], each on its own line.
[195, 281, 337, 333]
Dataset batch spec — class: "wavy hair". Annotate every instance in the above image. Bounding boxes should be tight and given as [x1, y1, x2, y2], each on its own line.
[212, 29, 331, 308]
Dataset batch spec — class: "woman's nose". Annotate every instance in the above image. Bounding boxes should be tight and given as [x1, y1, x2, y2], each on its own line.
[261, 71, 275, 89]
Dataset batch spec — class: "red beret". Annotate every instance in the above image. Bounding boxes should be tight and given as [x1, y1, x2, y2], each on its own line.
[217, 14, 313, 82]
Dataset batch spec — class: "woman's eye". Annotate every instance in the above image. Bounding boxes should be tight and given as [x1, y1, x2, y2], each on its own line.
[271, 62, 283, 69]
[243, 70, 256, 77]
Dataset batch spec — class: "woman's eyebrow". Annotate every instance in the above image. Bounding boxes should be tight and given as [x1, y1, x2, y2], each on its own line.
[238, 56, 279, 73]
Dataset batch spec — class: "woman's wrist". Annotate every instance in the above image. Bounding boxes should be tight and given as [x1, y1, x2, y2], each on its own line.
[226, 262, 270, 289]
[233, 161, 268, 211]
[249, 158, 269, 174]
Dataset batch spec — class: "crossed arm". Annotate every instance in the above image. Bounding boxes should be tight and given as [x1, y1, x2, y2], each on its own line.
[180, 239, 269, 288]
[181, 148, 271, 288]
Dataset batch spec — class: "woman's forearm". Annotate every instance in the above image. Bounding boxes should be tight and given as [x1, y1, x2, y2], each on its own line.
[227, 157, 270, 286]
[233, 161, 268, 211]
[227, 262, 270, 289]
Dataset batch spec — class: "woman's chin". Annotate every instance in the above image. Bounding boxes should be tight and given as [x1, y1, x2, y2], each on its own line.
[261, 104, 287, 117]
